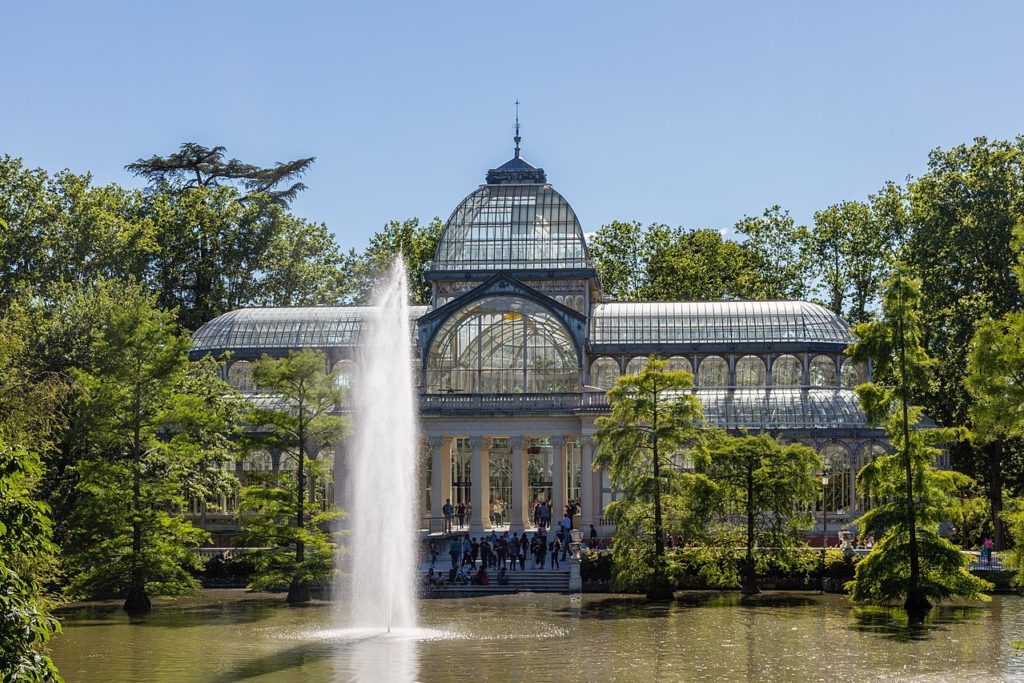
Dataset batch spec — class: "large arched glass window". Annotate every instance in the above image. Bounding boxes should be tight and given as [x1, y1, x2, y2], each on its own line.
[667, 356, 692, 375]
[331, 359, 355, 388]
[771, 354, 802, 386]
[625, 356, 648, 375]
[590, 357, 620, 389]
[698, 356, 728, 387]
[840, 360, 867, 388]
[427, 296, 580, 393]
[820, 444, 851, 514]
[809, 355, 837, 387]
[228, 360, 254, 392]
[735, 355, 767, 386]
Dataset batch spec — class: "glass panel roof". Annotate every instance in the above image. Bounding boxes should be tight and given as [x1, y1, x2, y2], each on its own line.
[432, 184, 591, 271]
[590, 301, 853, 346]
[695, 388, 866, 429]
[192, 306, 430, 352]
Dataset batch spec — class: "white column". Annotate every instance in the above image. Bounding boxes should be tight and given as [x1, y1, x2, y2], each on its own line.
[469, 437, 491, 532]
[580, 436, 594, 529]
[429, 436, 452, 533]
[550, 435, 566, 522]
[509, 436, 527, 532]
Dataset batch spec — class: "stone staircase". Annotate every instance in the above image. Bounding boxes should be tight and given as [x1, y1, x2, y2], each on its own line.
[420, 567, 571, 596]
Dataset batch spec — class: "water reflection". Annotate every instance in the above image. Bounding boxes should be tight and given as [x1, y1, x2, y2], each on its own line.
[344, 630, 419, 683]
[851, 603, 991, 642]
[49, 591, 1024, 682]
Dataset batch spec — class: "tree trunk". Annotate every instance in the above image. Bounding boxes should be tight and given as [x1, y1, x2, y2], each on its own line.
[646, 380, 673, 602]
[741, 461, 760, 595]
[898, 292, 929, 619]
[990, 439, 1005, 550]
[290, 409, 310, 606]
[124, 398, 150, 614]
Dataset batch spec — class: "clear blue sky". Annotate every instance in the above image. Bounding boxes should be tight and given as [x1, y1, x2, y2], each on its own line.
[4, 2, 1023, 249]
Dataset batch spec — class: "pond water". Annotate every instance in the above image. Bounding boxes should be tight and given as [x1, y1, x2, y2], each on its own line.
[50, 590, 1024, 682]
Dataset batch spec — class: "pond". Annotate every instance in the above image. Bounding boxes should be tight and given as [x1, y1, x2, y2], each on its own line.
[49, 590, 1024, 681]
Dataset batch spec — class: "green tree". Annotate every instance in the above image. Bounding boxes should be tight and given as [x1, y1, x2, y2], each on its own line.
[588, 220, 648, 301]
[67, 285, 238, 613]
[966, 310, 1024, 549]
[0, 312, 66, 682]
[697, 434, 820, 594]
[243, 350, 346, 605]
[594, 357, 707, 600]
[903, 137, 1024, 495]
[847, 271, 991, 615]
[126, 142, 315, 207]
[733, 205, 811, 300]
[356, 217, 443, 305]
[0, 443, 62, 683]
[808, 200, 895, 323]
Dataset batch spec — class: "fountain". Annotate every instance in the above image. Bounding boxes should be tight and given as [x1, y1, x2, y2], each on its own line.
[345, 256, 418, 632]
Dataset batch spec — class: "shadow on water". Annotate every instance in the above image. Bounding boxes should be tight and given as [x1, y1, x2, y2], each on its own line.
[215, 641, 338, 682]
[850, 603, 989, 642]
[58, 596, 316, 629]
[560, 591, 822, 620]
[216, 631, 420, 683]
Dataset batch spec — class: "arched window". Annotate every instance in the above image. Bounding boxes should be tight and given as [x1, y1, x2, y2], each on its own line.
[809, 355, 837, 387]
[820, 444, 851, 514]
[228, 360, 254, 392]
[856, 444, 888, 512]
[667, 356, 692, 375]
[771, 354, 802, 386]
[840, 360, 867, 388]
[625, 356, 648, 375]
[735, 355, 767, 386]
[427, 296, 580, 393]
[698, 356, 728, 387]
[332, 359, 355, 388]
[243, 450, 273, 472]
[589, 357, 620, 390]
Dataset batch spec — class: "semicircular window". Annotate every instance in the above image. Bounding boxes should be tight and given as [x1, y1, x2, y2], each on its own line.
[427, 296, 580, 394]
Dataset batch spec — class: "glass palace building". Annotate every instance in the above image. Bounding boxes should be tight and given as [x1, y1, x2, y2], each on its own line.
[191, 143, 899, 540]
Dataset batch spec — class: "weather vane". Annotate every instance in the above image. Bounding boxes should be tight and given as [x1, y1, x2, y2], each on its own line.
[514, 99, 521, 158]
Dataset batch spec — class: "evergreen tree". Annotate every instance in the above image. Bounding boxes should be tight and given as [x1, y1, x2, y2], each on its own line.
[595, 358, 707, 600]
[242, 350, 345, 605]
[847, 270, 991, 616]
[67, 285, 239, 613]
[697, 434, 820, 595]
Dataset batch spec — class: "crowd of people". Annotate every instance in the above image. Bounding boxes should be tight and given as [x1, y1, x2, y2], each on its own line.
[425, 500, 590, 588]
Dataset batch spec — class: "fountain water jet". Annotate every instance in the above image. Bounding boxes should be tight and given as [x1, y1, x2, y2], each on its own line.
[345, 256, 418, 631]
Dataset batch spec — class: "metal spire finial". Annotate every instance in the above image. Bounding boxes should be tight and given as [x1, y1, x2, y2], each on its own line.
[514, 99, 521, 158]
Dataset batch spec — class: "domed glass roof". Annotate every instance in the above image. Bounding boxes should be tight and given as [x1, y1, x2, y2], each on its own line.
[431, 160, 592, 273]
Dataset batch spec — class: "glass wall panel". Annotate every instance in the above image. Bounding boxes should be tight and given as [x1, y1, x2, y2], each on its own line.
[625, 356, 648, 375]
[735, 355, 767, 386]
[331, 359, 355, 388]
[589, 357, 620, 389]
[840, 360, 867, 388]
[228, 360, 254, 391]
[697, 356, 728, 387]
[819, 444, 851, 514]
[667, 355, 692, 375]
[809, 355, 837, 387]
[771, 354, 802, 386]
[427, 296, 580, 393]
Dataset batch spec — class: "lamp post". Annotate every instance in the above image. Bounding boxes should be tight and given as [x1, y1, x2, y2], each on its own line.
[820, 473, 829, 593]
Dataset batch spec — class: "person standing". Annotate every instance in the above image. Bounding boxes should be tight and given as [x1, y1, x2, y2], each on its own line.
[428, 539, 438, 568]
[442, 498, 454, 534]
[589, 524, 598, 549]
[518, 534, 527, 571]
[551, 535, 562, 569]
[496, 533, 507, 569]
[456, 502, 466, 530]
[449, 537, 461, 569]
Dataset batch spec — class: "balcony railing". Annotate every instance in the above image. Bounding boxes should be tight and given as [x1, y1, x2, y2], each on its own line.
[419, 392, 609, 415]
